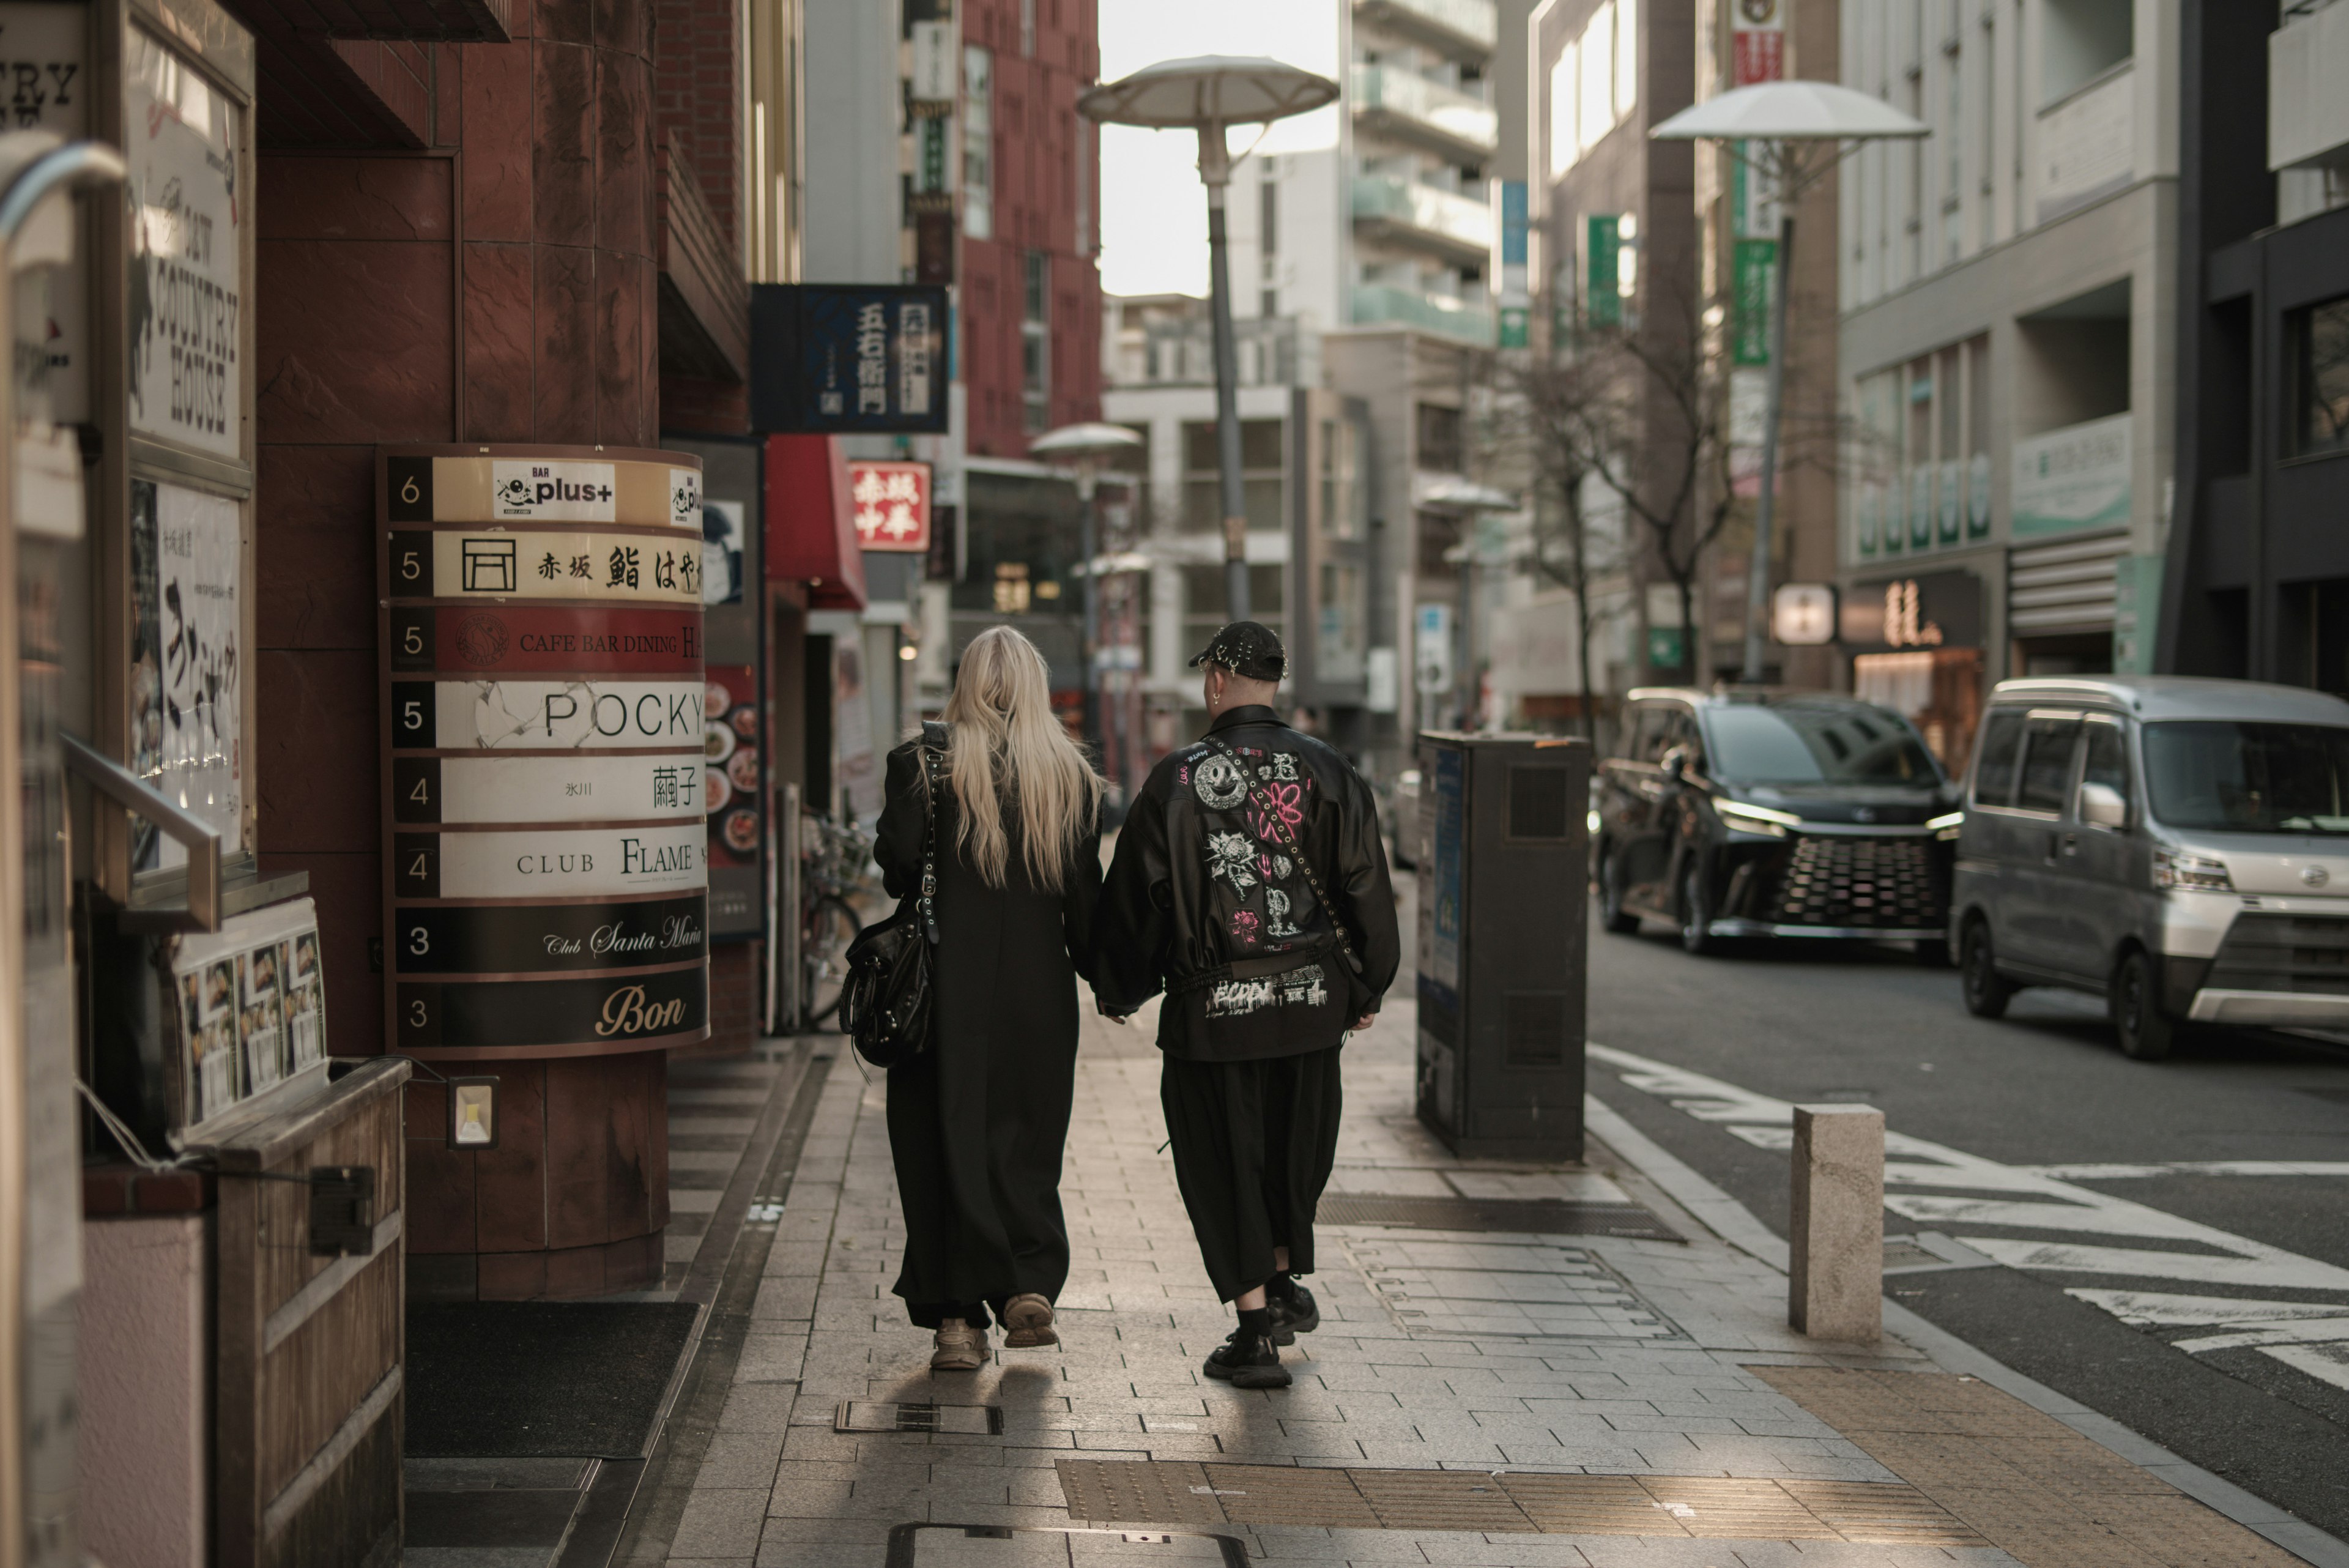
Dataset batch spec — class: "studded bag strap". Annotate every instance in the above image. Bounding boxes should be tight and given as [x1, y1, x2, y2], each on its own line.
[1200, 732, 1364, 976]
[918, 721, 946, 945]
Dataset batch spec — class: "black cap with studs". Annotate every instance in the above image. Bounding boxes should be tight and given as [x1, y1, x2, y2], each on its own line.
[1187, 620, 1288, 683]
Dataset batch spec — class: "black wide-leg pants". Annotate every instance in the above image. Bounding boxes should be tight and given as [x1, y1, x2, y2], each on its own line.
[1159, 1044, 1344, 1304]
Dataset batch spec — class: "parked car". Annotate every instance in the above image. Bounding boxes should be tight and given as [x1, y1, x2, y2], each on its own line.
[1951, 676, 2349, 1060]
[1592, 688, 1961, 956]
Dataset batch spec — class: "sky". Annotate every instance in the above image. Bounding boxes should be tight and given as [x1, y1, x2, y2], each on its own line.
[1095, 0, 1341, 299]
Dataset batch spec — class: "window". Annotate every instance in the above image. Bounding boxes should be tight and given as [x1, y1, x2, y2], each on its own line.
[2016, 715, 2082, 813]
[2287, 295, 2349, 458]
[1022, 251, 1049, 433]
[1704, 705, 1939, 786]
[2144, 721, 2349, 834]
[963, 48, 993, 240]
[1972, 708, 2024, 804]
[2079, 718, 2130, 811]
[1416, 403, 1463, 472]
[1549, 39, 1579, 177]
[1259, 173, 1277, 259]
[2042, 0, 2131, 105]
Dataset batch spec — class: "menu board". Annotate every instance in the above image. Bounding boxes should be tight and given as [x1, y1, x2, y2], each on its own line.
[380, 445, 711, 1056]
[704, 665, 763, 937]
[168, 896, 327, 1134]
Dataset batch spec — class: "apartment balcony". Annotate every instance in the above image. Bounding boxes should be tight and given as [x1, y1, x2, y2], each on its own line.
[1352, 0, 1496, 62]
[2271, 0, 2349, 171]
[1352, 283, 1494, 345]
[1350, 64, 1499, 165]
[1352, 176, 1492, 267]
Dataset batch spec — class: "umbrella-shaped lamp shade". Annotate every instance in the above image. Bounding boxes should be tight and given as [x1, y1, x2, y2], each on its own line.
[1650, 80, 1927, 142]
[1078, 56, 1339, 128]
[1030, 422, 1146, 459]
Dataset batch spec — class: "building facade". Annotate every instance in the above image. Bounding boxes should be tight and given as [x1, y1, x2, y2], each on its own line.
[1838, 0, 2177, 767]
[2164, 2, 2349, 695]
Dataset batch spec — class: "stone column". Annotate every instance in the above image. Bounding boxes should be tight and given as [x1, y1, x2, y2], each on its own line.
[1788, 1104, 1884, 1342]
[257, 0, 666, 1298]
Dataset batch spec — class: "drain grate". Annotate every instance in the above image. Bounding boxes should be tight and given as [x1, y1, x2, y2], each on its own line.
[886, 1524, 1246, 1567]
[1348, 1236, 1685, 1342]
[836, 1401, 1002, 1436]
[1318, 1193, 1682, 1241]
[1056, 1461, 1982, 1545]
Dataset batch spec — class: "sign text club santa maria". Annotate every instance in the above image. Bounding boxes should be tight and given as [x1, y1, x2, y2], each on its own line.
[379, 445, 713, 1056]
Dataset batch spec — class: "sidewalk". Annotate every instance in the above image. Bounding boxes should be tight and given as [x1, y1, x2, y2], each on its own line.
[645, 1003, 2319, 1568]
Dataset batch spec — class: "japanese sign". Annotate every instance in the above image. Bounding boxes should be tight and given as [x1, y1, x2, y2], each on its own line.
[704, 666, 763, 937]
[127, 23, 243, 458]
[380, 445, 710, 1055]
[749, 284, 950, 434]
[848, 459, 932, 552]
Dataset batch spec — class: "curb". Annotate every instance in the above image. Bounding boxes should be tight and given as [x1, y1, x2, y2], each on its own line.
[1583, 1091, 2349, 1568]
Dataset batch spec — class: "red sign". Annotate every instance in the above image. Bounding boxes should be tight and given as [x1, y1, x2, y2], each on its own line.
[848, 459, 932, 553]
[1732, 0, 1785, 86]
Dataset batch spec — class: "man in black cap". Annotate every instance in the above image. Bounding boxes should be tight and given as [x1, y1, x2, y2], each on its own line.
[1093, 621, 1401, 1389]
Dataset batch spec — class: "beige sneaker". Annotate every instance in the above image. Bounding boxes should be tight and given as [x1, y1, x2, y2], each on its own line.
[1001, 1293, 1058, 1348]
[930, 1321, 987, 1371]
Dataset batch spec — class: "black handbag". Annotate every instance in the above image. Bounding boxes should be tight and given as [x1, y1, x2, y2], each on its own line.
[841, 723, 946, 1069]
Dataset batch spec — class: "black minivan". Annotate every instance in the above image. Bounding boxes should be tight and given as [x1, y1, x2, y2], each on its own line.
[1593, 688, 1964, 956]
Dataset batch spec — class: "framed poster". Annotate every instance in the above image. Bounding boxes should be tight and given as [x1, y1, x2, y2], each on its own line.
[128, 477, 242, 869]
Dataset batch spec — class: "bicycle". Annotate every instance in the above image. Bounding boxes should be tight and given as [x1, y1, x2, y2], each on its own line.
[800, 814, 870, 1028]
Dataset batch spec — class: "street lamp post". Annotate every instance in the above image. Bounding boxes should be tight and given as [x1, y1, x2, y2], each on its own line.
[1650, 81, 1925, 684]
[1032, 421, 1145, 764]
[1080, 58, 1337, 623]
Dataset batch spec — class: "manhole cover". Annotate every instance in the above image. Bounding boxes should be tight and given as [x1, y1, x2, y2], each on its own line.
[886, 1523, 1245, 1567]
[1318, 1194, 1681, 1241]
[837, 1402, 1001, 1435]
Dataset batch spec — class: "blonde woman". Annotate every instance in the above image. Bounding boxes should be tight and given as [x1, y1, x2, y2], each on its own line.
[873, 625, 1105, 1370]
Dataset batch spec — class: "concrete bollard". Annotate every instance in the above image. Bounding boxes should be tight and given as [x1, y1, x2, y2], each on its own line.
[1788, 1104, 1885, 1342]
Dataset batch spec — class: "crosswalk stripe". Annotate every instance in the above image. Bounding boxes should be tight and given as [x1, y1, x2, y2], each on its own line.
[1587, 1041, 2349, 1394]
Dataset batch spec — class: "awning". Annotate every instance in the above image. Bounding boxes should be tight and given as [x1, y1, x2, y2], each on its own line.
[764, 435, 868, 611]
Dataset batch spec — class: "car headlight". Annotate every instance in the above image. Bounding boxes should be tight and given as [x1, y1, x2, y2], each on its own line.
[1927, 810, 1964, 841]
[1587, 808, 1602, 836]
[1716, 801, 1797, 838]
[2153, 847, 2233, 892]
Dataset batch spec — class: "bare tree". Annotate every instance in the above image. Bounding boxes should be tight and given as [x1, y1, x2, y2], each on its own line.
[1562, 284, 1734, 685]
[1484, 350, 1632, 740]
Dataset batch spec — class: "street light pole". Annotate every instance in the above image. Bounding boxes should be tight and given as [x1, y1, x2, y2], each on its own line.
[1201, 127, 1250, 623]
[1077, 56, 1338, 631]
[1743, 203, 1794, 685]
[1647, 81, 1925, 686]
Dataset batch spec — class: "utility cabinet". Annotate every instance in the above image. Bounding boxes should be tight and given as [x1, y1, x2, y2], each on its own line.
[1414, 733, 1590, 1159]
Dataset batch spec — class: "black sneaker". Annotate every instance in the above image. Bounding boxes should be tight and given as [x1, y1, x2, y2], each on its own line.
[1203, 1328, 1291, 1389]
[1264, 1283, 1319, 1345]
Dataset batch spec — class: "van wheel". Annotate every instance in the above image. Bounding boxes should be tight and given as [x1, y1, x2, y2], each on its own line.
[1960, 920, 2013, 1019]
[1680, 862, 1720, 956]
[2112, 949, 2176, 1062]
[1598, 849, 1640, 934]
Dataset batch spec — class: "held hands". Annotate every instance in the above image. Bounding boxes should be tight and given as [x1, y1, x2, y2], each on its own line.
[1094, 995, 1131, 1026]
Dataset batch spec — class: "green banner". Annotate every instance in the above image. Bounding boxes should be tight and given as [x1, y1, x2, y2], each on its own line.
[1731, 240, 1775, 366]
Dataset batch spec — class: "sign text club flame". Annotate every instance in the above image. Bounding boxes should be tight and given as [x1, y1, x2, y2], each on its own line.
[377, 445, 711, 1056]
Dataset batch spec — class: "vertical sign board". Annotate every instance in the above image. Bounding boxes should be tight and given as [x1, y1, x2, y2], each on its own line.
[379, 447, 714, 1057]
[747, 283, 951, 434]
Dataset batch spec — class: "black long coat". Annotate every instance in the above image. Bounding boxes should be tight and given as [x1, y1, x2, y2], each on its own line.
[873, 734, 1100, 1326]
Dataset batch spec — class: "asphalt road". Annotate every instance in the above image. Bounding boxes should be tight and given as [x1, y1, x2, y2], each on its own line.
[1582, 915, 2349, 1540]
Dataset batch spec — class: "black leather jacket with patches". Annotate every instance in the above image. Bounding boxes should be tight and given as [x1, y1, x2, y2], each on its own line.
[1093, 705, 1402, 1062]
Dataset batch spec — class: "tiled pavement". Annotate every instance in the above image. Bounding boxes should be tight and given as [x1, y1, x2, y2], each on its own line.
[401, 1043, 801, 1567]
[647, 1000, 2087, 1568]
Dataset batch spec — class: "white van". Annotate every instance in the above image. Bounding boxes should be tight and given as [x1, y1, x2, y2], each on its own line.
[1951, 676, 2349, 1060]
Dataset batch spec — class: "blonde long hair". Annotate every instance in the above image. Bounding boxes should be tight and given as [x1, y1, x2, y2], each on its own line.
[938, 626, 1103, 890]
